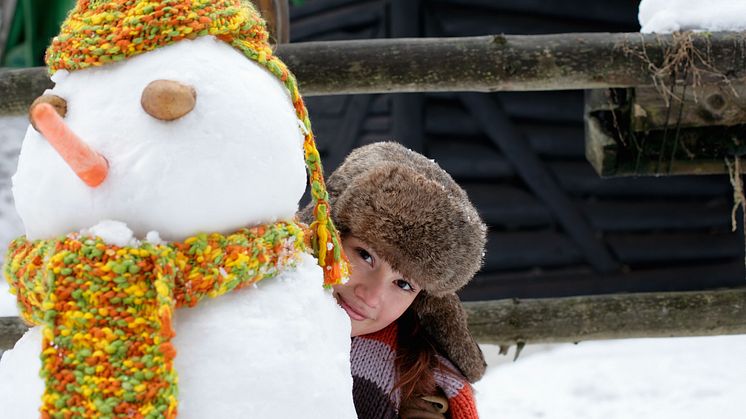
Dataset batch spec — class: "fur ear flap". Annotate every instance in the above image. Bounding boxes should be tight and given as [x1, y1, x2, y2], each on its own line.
[413, 293, 486, 383]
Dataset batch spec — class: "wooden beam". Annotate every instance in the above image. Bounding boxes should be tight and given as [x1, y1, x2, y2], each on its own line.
[4, 288, 746, 350]
[3, 32, 745, 114]
[0, 315, 26, 350]
[463, 288, 746, 346]
[585, 88, 746, 177]
[461, 92, 620, 273]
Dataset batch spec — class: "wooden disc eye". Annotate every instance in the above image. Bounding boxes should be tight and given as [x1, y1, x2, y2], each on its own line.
[141, 80, 197, 121]
[29, 95, 68, 131]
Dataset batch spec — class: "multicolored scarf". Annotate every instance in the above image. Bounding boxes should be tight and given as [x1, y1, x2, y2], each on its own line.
[5, 221, 308, 418]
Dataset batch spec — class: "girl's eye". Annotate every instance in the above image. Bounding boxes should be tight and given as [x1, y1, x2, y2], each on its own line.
[356, 247, 373, 265]
[395, 279, 415, 292]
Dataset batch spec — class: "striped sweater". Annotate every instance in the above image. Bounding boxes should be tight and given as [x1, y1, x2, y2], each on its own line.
[351, 322, 479, 418]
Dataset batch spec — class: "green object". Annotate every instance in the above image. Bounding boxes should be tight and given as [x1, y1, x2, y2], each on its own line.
[1, 0, 76, 67]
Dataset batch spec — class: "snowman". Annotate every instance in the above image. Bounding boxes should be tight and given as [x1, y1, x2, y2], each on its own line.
[0, 1, 356, 418]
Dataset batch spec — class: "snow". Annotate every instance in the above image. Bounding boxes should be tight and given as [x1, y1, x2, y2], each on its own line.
[639, 0, 746, 33]
[12, 36, 307, 242]
[475, 335, 746, 418]
[81, 220, 138, 247]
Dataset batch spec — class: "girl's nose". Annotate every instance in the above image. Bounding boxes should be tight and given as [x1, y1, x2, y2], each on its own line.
[354, 275, 386, 309]
[141, 79, 196, 121]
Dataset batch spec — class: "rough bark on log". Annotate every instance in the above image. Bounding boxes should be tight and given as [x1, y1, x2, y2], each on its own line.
[3, 32, 746, 114]
[463, 288, 746, 346]
[634, 84, 746, 130]
[3, 288, 746, 350]
[0, 316, 27, 350]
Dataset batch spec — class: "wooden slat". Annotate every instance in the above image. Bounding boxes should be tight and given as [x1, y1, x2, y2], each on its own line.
[431, 0, 638, 26]
[461, 92, 619, 273]
[427, 91, 584, 123]
[289, 0, 383, 41]
[361, 115, 390, 132]
[426, 103, 585, 157]
[606, 232, 741, 264]
[581, 199, 731, 231]
[427, 139, 515, 179]
[460, 259, 744, 300]
[483, 230, 583, 271]
[305, 95, 350, 116]
[368, 95, 390, 114]
[289, 0, 365, 20]
[550, 161, 732, 198]
[317, 95, 372, 171]
[522, 124, 585, 158]
[461, 183, 553, 229]
[434, 7, 633, 36]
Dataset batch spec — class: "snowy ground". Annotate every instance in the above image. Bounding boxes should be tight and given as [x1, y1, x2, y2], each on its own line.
[476, 336, 746, 419]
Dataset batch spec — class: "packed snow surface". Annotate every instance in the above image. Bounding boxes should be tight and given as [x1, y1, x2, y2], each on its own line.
[475, 335, 746, 418]
[639, 0, 746, 33]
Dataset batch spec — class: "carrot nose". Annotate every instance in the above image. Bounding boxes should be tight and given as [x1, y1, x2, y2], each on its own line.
[30, 102, 109, 187]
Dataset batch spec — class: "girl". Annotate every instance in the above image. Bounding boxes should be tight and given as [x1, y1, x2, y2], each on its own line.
[302, 142, 487, 418]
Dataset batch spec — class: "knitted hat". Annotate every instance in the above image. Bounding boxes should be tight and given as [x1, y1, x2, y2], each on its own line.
[301, 142, 488, 382]
[45, 0, 345, 285]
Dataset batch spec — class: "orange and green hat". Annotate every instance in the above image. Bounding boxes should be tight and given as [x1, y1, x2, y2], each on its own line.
[45, 0, 347, 286]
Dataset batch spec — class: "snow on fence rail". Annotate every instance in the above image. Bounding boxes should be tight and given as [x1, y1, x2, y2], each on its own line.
[3, 288, 746, 351]
[1, 31, 745, 114]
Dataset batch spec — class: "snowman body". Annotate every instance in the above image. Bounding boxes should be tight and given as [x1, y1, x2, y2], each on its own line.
[0, 37, 356, 418]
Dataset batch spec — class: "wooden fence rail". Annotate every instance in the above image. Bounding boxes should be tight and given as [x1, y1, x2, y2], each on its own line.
[2, 31, 745, 114]
[3, 288, 745, 351]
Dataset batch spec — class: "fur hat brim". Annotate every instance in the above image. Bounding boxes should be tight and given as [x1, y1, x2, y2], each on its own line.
[333, 162, 482, 296]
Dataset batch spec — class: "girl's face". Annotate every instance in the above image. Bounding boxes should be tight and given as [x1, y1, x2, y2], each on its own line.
[333, 236, 421, 337]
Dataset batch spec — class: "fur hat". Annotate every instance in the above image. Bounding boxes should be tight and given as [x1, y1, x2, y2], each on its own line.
[302, 142, 488, 382]
[45, 0, 345, 285]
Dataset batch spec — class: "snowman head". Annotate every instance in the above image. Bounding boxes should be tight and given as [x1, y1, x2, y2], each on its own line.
[12, 0, 345, 284]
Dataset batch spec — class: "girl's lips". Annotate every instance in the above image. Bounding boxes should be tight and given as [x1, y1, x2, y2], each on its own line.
[337, 295, 368, 321]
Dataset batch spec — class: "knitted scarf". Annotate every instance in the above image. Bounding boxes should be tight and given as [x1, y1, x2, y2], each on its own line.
[351, 322, 479, 419]
[4, 221, 308, 418]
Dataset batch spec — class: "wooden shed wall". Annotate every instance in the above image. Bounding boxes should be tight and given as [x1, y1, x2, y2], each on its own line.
[290, 0, 745, 300]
